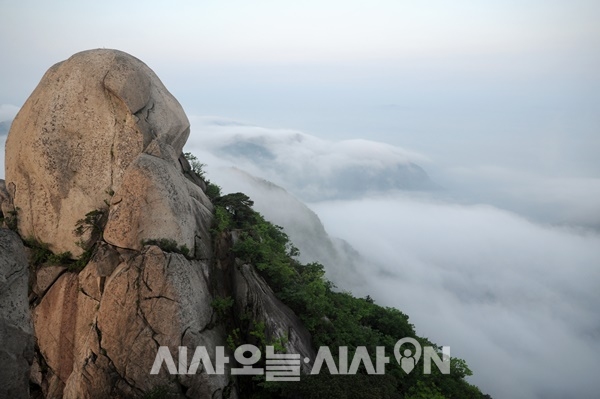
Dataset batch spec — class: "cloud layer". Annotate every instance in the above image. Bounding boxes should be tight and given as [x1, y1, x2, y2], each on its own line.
[310, 195, 600, 399]
[185, 116, 434, 201]
[183, 118, 600, 398]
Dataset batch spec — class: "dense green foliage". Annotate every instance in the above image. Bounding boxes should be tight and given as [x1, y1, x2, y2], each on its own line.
[212, 192, 489, 399]
[211, 295, 235, 321]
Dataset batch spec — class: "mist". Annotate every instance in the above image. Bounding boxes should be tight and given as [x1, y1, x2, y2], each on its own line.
[2, 104, 599, 397]
[311, 195, 600, 399]
[179, 118, 600, 399]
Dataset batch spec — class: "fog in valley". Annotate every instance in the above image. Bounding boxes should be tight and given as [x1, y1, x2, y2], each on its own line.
[179, 117, 600, 399]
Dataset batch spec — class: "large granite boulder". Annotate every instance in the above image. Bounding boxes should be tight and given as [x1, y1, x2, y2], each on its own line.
[4, 49, 190, 257]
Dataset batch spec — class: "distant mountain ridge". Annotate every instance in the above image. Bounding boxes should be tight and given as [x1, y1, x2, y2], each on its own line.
[192, 117, 438, 201]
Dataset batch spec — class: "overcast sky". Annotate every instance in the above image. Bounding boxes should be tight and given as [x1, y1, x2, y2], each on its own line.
[2, 0, 599, 177]
[1, 2, 600, 398]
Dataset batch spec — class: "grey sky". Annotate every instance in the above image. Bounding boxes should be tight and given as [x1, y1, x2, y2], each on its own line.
[2, 1, 599, 178]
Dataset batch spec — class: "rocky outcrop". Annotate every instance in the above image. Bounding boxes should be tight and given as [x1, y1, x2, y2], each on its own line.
[4, 49, 318, 399]
[0, 229, 34, 399]
[103, 153, 213, 259]
[31, 245, 233, 399]
[213, 231, 315, 373]
[232, 262, 315, 370]
[5, 49, 190, 257]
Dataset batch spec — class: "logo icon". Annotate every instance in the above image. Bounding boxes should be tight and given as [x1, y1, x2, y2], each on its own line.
[394, 337, 421, 374]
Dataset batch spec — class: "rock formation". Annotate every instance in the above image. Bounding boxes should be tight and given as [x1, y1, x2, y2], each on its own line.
[5, 49, 192, 257]
[0, 228, 34, 399]
[2, 49, 314, 398]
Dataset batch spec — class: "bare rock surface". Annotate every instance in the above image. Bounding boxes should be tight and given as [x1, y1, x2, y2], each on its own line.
[32, 265, 67, 297]
[0, 179, 16, 228]
[0, 229, 34, 399]
[5, 49, 190, 256]
[103, 153, 213, 259]
[32, 245, 234, 399]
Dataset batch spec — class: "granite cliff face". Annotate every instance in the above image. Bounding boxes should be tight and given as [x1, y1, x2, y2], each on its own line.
[0, 229, 34, 399]
[5, 49, 194, 258]
[1, 49, 313, 399]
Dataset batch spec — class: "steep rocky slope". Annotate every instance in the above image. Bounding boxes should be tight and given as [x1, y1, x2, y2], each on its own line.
[1, 49, 313, 399]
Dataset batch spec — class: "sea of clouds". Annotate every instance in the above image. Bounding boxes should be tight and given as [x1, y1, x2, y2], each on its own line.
[185, 116, 434, 201]
[184, 117, 600, 399]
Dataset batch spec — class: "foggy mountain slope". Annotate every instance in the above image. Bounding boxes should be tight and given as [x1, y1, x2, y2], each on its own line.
[208, 166, 373, 289]
[190, 116, 437, 201]
[187, 118, 600, 398]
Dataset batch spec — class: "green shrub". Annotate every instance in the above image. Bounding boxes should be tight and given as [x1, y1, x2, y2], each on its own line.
[23, 238, 75, 268]
[184, 152, 206, 179]
[142, 238, 191, 258]
[48, 251, 72, 265]
[205, 182, 222, 201]
[74, 209, 106, 238]
[23, 237, 52, 266]
[69, 245, 93, 272]
[211, 296, 235, 321]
